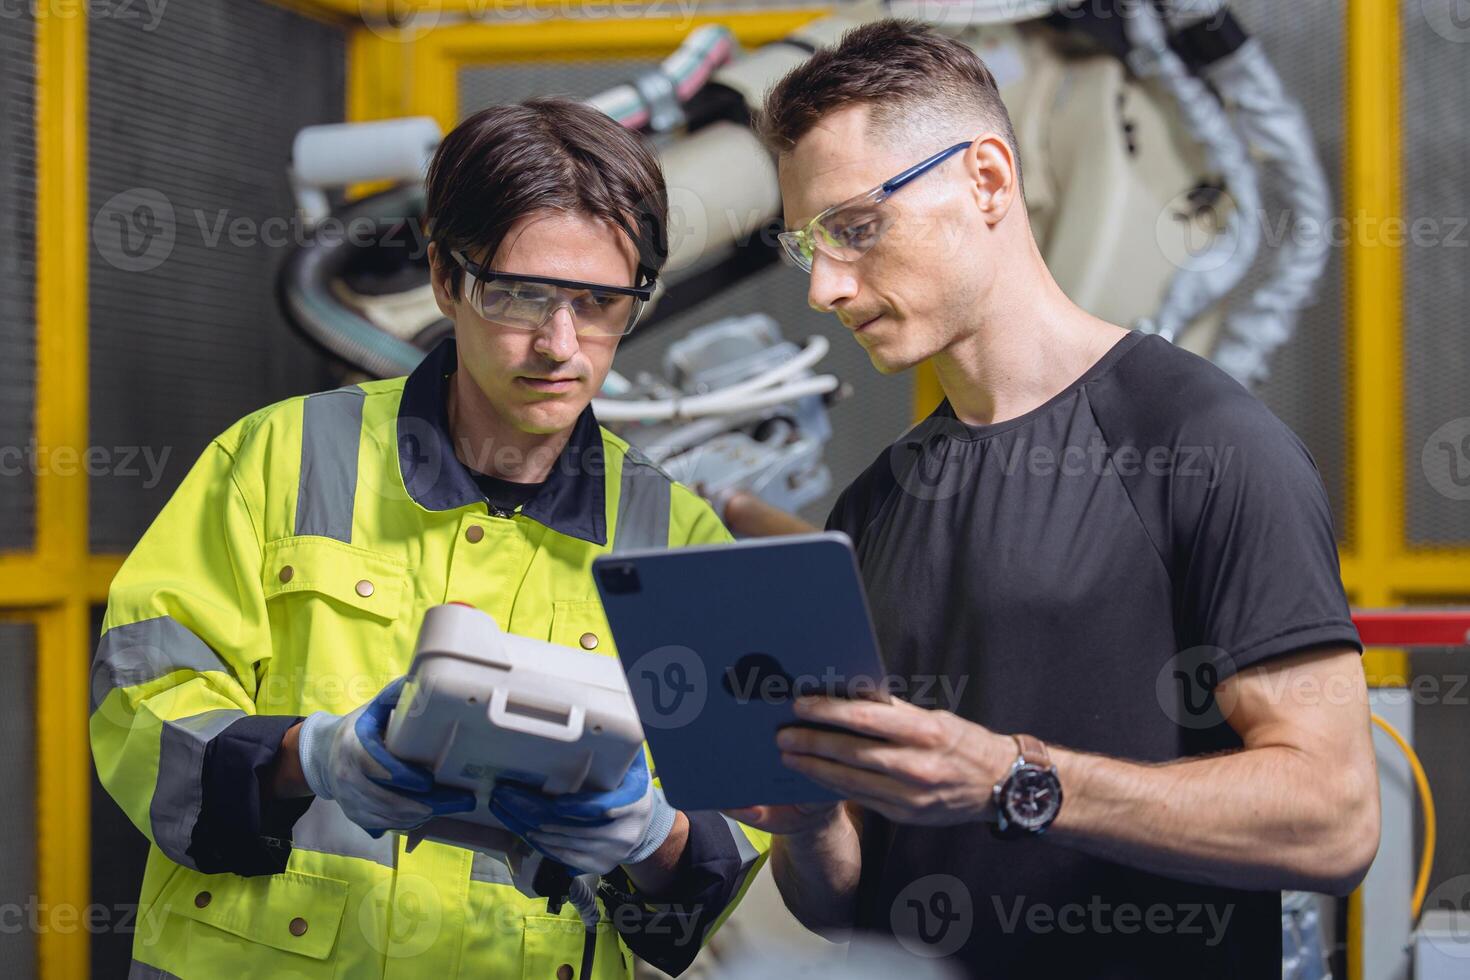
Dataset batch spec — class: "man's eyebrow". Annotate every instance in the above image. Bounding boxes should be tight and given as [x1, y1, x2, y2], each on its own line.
[783, 194, 852, 234]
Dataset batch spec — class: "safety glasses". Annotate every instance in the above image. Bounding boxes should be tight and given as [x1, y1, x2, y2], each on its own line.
[450, 250, 656, 337]
[777, 141, 973, 273]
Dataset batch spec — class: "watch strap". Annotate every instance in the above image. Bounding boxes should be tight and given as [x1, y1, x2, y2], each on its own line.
[1015, 733, 1052, 769]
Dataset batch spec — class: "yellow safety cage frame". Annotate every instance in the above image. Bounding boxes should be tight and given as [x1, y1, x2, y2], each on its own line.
[8, 2, 1457, 978]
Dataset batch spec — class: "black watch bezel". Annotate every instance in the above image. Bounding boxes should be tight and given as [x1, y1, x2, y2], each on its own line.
[991, 760, 1063, 838]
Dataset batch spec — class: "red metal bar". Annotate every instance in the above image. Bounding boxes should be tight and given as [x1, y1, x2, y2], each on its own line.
[1351, 610, 1470, 647]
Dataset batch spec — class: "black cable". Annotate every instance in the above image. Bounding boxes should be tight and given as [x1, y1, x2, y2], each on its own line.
[1168, 10, 1249, 72]
[579, 925, 598, 980]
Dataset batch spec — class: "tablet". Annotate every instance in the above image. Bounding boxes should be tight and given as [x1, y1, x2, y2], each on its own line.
[593, 531, 887, 812]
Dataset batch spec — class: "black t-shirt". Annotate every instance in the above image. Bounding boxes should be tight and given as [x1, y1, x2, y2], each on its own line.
[469, 470, 546, 515]
[826, 331, 1361, 978]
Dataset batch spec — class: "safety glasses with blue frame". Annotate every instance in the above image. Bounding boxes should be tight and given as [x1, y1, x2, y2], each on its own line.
[777, 141, 974, 273]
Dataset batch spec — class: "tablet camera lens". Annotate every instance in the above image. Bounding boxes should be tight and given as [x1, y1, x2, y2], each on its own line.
[598, 562, 642, 595]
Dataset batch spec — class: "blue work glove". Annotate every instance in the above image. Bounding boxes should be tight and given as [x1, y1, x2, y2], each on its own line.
[489, 752, 677, 875]
[297, 676, 476, 837]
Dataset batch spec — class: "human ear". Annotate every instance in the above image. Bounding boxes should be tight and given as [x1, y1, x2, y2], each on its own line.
[967, 134, 1018, 226]
[427, 241, 457, 319]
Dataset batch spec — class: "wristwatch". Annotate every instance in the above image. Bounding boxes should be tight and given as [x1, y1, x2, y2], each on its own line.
[990, 734, 1063, 838]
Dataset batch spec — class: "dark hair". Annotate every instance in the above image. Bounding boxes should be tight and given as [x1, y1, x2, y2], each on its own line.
[755, 19, 1021, 179]
[425, 97, 668, 298]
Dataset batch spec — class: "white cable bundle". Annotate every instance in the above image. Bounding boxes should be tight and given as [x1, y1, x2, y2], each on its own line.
[593, 336, 839, 422]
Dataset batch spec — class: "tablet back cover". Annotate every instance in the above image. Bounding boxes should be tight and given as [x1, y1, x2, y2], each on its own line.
[594, 532, 885, 811]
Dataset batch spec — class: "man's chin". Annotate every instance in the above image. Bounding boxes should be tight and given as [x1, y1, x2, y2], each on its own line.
[511, 398, 586, 435]
[865, 341, 923, 376]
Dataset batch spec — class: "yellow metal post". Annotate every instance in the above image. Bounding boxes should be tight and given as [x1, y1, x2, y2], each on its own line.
[913, 360, 944, 419]
[34, 3, 91, 978]
[1346, 0, 1406, 685]
[1345, 1, 1405, 978]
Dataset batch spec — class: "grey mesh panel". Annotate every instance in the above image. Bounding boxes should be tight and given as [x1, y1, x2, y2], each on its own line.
[614, 450, 671, 553]
[1404, 0, 1470, 919]
[149, 708, 246, 869]
[292, 796, 395, 868]
[1403, 1, 1470, 545]
[90, 616, 232, 713]
[0, 622, 37, 979]
[1229, 0, 1350, 543]
[295, 386, 366, 542]
[0, 13, 37, 551]
[1412, 645, 1470, 919]
[87, 1, 341, 553]
[459, 60, 662, 118]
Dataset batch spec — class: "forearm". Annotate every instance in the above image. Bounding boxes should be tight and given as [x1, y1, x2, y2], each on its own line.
[267, 721, 312, 800]
[771, 805, 863, 939]
[722, 491, 819, 537]
[623, 809, 691, 898]
[1048, 743, 1379, 895]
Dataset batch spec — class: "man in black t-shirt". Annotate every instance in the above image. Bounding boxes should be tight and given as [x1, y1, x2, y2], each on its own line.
[725, 20, 1381, 978]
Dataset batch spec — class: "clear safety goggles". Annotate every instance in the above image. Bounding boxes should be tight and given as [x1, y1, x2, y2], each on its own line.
[451, 249, 656, 337]
[777, 141, 973, 273]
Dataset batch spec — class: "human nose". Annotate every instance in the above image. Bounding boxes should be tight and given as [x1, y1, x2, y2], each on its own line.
[533, 303, 580, 362]
[807, 250, 859, 314]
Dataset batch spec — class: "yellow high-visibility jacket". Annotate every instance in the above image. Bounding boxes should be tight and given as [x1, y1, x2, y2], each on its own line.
[92, 338, 769, 980]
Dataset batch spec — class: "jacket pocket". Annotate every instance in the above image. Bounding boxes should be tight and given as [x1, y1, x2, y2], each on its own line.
[521, 915, 631, 980]
[157, 866, 350, 961]
[259, 536, 413, 713]
[262, 535, 407, 622]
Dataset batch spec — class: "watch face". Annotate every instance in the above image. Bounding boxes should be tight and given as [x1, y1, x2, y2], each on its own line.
[1002, 765, 1062, 832]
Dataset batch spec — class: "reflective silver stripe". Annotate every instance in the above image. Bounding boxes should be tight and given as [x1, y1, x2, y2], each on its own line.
[698, 815, 766, 944]
[295, 385, 365, 542]
[90, 616, 232, 713]
[719, 813, 762, 870]
[613, 447, 670, 553]
[470, 851, 515, 886]
[292, 796, 395, 868]
[149, 708, 246, 869]
[129, 960, 183, 980]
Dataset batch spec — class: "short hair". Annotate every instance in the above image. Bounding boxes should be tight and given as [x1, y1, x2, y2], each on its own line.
[425, 98, 668, 299]
[754, 19, 1021, 181]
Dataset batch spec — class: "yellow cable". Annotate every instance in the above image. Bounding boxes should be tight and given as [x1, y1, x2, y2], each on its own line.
[1370, 713, 1435, 921]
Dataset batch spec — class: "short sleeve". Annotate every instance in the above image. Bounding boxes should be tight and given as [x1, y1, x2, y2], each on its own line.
[1172, 404, 1361, 679]
[824, 441, 901, 548]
